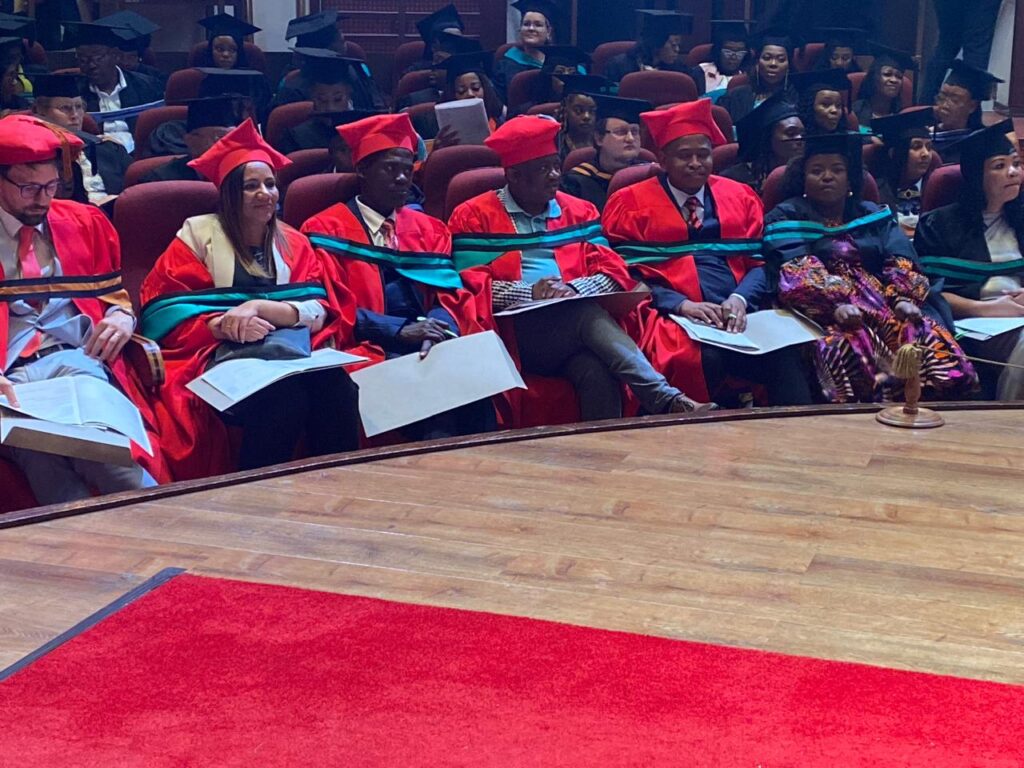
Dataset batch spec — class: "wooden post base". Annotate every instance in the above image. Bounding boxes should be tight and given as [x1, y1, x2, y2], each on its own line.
[876, 406, 945, 429]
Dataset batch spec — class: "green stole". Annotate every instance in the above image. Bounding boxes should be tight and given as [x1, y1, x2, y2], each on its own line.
[614, 238, 763, 267]
[762, 207, 893, 250]
[452, 220, 607, 270]
[307, 233, 464, 291]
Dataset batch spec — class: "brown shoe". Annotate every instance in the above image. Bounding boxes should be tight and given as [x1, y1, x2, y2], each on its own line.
[668, 394, 719, 414]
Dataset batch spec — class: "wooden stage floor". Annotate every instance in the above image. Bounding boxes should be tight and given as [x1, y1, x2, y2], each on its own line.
[2, 406, 1023, 684]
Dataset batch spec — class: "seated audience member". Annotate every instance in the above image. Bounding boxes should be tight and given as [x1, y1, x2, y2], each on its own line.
[31, 73, 131, 204]
[603, 10, 692, 84]
[603, 100, 812, 407]
[448, 115, 711, 421]
[301, 113, 494, 439]
[0, 38, 29, 112]
[492, 0, 561, 100]
[67, 22, 162, 154]
[196, 13, 260, 71]
[0, 115, 164, 502]
[690, 20, 751, 102]
[932, 60, 1002, 163]
[95, 10, 166, 87]
[915, 120, 1024, 400]
[510, 45, 588, 116]
[718, 27, 797, 124]
[791, 69, 853, 136]
[427, 50, 505, 144]
[722, 93, 803, 194]
[871, 108, 936, 236]
[275, 54, 367, 154]
[139, 96, 245, 183]
[140, 120, 359, 479]
[851, 43, 915, 130]
[409, 4, 466, 73]
[763, 133, 976, 403]
[812, 28, 864, 73]
[273, 47, 386, 112]
[286, 10, 348, 53]
[553, 74, 603, 162]
[0, 16, 46, 100]
[561, 94, 652, 211]
[398, 33, 482, 111]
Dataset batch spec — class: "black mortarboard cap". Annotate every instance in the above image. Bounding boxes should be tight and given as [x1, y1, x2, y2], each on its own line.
[0, 12, 35, 42]
[63, 21, 130, 49]
[32, 73, 86, 99]
[636, 9, 694, 43]
[752, 24, 797, 51]
[734, 92, 799, 160]
[434, 32, 482, 56]
[867, 41, 916, 73]
[198, 13, 260, 41]
[286, 11, 347, 47]
[416, 5, 464, 44]
[591, 94, 650, 124]
[710, 19, 751, 44]
[803, 132, 863, 175]
[555, 73, 612, 97]
[958, 119, 1018, 172]
[196, 68, 270, 106]
[815, 27, 866, 51]
[537, 45, 589, 73]
[96, 11, 159, 52]
[292, 48, 366, 86]
[871, 107, 934, 145]
[512, 0, 563, 27]
[436, 50, 492, 85]
[184, 95, 246, 132]
[790, 68, 851, 96]
[944, 59, 1003, 101]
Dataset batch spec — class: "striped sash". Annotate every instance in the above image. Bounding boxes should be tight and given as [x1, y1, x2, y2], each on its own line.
[762, 208, 893, 249]
[452, 220, 607, 271]
[0, 270, 124, 303]
[614, 238, 762, 267]
[307, 233, 463, 291]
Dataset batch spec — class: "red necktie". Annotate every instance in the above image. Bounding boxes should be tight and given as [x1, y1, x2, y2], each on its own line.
[379, 219, 398, 251]
[17, 226, 44, 358]
[684, 196, 702, 231]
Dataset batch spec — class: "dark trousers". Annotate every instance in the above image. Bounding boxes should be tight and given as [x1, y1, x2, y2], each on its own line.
[222, 367, 361, 470]
[702, 345, 814, 406]
[402, 398, 498, 441]
[922, 0, 1003, 102]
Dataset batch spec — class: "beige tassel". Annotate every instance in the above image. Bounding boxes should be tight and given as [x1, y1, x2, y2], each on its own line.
[890, 343, 922, 380]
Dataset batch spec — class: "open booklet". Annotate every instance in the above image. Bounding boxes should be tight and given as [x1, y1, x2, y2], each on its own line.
[187, 348, 367, 412]
[0, 375, 152, 463]
[350, 331, 525, 437]
[670, 309, 824, 355]
[495, 289, 649, 319]
[953, 317, 1024, 342]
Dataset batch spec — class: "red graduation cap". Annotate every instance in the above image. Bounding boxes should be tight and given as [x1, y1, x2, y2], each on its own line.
[336, 112, 418, 166]
[0, 114, 84, 180]
[641, 99, 727, 150]
[187, 118, 291, 188]
[484, 115, 560, 168]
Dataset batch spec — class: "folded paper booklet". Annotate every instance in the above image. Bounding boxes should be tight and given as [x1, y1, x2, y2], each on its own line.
[350, 330, 525, 437]
[495, 289, 649, 319]
[0, 375, 152, 462]
[187, 348, 367, 412]
[434, 97, 491, 145]
[670, 309, 823, 355]
[953, 316, 1024, 341]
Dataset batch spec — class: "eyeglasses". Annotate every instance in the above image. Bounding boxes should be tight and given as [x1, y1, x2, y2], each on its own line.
[720, 48, 747, 58]
[2, 174, 61, 199]
[606, 125, 641, 139]
[53, 103, 86, 117]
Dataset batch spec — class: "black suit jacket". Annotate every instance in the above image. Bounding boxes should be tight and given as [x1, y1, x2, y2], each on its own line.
[278, 119, 336, 155]
[138, 155, 201, 185]
[84, 68, 163, 136]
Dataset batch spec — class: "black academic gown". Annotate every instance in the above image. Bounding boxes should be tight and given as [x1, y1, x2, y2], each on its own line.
[717, 84, 797, 124]
[560, 158, 647, 211]
[138, 155, 202, 184]
[83, 68, 163, 136]
[278, 118, 336, 155]
[79, 133, 132, 195]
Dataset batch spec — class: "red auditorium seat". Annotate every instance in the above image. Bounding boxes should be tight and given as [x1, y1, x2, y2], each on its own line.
[278, 148, 331, 199]
[561, 146, 658, 175]
[591, 41, 634, 75]
[0, 454, 38, 514]
[618, 71, 697, 106]
[122, 155, 185, 188]
[921, 164, 963, 212]
[685, 43, 713, 67]
[133, 105, 187, 159]
[265, 101, 314, 151]
[712, 142, 740, 173]
[164, 68, 205, 104]
[607, 163, 662, 198]
[26, 41, 47, 66]
[113, 180, 220, 306]
[493, 43, 514, 67]
[508, 69, 545, 113]
[847, 71, 915, 108]
[761, 166, 879, 212]
[81, 114, 100, 135]
[726, 73, 749, 91]
[402, 101, 437, 137]
[526, 101, 559, 117]
[395, 70, 434, 104]
[793, 43, 824, 73]
[282, 172, 360, 228]
[344, 41, 366, 61]
[420, 145, 501, 220]
[186, 41, 267, 72]
[394, 41, 427, 90]
[443, 166, 507, 220]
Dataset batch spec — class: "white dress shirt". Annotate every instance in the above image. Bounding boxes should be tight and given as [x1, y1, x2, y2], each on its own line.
[89, 68, 134, 154]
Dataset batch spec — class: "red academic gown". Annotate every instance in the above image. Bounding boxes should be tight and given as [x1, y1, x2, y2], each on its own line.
[300, 202, 479, 367]
[139, 222, 341, 481]
[603, 175, 764, 402]
[0, 199, 167, 482]
[448, 189, 633, 427]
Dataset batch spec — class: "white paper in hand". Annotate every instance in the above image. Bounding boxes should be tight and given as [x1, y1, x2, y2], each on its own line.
[670, 309, 823, 355]
[954, 316, 1024, 341]
[434, 98, 491, 145]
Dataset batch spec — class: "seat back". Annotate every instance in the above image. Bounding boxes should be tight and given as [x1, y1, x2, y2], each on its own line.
[113, 181, 220, 306]
[123, 155, 185, 188]
[27, 41, 47, 66]
[278, 148, 332, 199]
[444, 167, 507, 220]
[793, 43, 824, 73]
[164, 68, 205, 104]
[726, 73, 749, 91]
[921, 164, 963, 212]
[344, 41, 366, 61]
[266, 101, 315, 151]
[133, 105, 187, 159]
[684, 43, 713, 67]
[395, 69, 434, 104]
[847, 71, 915, 107]
[618, 70, 697, 106]
[562, 146, 657, 174]
[527, 101, 560, 117]
[508, 69, 545, 113]
[186, 41, 267, 72]
[82, 113, 100, 135]
[592, 41, 634, 75]
[712, 105, 734, 142]
[394, 41, 427, 90]
[607, 163, 661, 198]
[761, 166, 879, 211]
[402, 100, 438, 138]
[712, 142, 740, 173]
[493, 43, 515, 68]
[421, 145, 502, 220]
[282, 173, 360, 228]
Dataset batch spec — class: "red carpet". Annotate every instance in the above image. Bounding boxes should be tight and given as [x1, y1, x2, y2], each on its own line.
[1, 573, 1022, 767]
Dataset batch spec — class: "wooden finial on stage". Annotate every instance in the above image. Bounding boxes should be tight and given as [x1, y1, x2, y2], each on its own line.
[876, 343, 945, 429]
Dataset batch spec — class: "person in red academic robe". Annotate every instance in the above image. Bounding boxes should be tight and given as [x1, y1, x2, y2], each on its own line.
[0, 114, 167, 503]
[447, 114, 712, 427]
[140, 119, 359, 481]
[603, 99, 814, 406]
[301, 112, 495, 440]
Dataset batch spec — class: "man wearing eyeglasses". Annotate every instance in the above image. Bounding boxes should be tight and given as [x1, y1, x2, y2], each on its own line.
[31, 73, 132, 206]
[0, 115, 165, 503]
[561, 93, 652, 211]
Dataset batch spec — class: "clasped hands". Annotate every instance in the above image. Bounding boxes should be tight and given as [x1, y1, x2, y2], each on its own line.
[209, 300, 291, 343]
[677, 296, 747, 333]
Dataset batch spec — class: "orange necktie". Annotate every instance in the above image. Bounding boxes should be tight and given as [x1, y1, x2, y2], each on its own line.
[17, 225, 44, 358]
